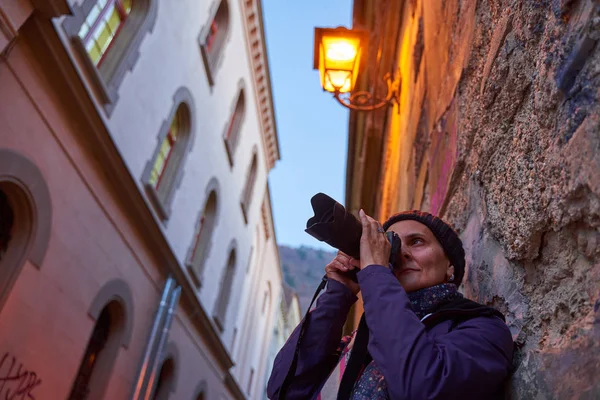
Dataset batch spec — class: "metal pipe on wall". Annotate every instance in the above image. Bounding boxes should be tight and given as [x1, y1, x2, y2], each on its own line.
[144, 285, 182, 400]
[130, 276, 176, 400]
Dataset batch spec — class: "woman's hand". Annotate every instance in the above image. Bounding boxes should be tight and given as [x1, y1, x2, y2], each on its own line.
[358, 209, 391, 270]
[325, 251, 361, 295]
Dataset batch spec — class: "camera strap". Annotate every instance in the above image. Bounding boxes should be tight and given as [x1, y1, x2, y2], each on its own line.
[336, 313, 370, 400]
[279, 274, 328, 399]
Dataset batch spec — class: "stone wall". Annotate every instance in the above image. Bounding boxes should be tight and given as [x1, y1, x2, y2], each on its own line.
[379, 0, 599, 397]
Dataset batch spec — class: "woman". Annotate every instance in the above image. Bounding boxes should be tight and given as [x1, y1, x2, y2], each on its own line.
[267, 210, 514, 399]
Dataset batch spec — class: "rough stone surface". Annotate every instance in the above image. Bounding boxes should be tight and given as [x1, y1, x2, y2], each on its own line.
[444, 1, 600, 397]
[376, 0, 600, 397]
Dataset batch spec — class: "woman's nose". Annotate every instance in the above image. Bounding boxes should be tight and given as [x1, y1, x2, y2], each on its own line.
[401, 246, 411, 259]
[397, 247, 411, 267]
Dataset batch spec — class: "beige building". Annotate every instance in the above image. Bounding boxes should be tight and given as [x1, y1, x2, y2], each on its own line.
[261, 283, 301, 400]
[0, 0, 282, 398]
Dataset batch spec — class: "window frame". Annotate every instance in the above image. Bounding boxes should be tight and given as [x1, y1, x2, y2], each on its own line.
[213, 240, 237, 332]
[0, 150, 52, 312]
[61, 0, 158, 113]
[223, 81, 247, 166]
[142, 87, 196, 221]
[186, 178, 221, 287]
[198, 0, 231, 87]
[240, 150, 258, 224]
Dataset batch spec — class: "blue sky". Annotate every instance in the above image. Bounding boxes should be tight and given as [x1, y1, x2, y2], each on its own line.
[262, 0, 353, 250]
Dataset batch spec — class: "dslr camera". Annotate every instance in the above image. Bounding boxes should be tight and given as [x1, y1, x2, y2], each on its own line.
[305, 193, 401, 282]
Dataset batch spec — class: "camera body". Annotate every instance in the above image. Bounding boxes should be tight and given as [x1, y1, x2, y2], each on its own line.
[305, 193, 401, 282]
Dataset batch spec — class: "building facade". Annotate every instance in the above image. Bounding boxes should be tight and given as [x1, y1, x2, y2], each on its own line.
[0, 0, 282, 398]
[261, 283, 301, 400]
[342, 0, 599, 398]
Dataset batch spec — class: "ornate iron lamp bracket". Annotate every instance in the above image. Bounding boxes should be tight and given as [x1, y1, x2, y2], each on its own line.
[332, 70, 401, 112]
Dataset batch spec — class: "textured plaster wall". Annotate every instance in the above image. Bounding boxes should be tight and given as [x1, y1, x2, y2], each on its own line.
[386, 0, 600, 397]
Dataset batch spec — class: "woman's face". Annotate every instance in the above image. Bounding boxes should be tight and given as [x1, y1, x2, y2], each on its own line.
[386, 220, 454, 293]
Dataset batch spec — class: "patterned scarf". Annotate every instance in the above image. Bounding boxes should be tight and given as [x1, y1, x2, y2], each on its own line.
[407, 282, 462, 319]
[320, 283, 463, 400]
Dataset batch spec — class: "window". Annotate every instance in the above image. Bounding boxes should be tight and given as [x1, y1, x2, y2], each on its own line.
[0, 150, 52, 313]
[62, 0, 158, 106]
[151, 357, 175, 400]
[213, 244, 236, 331]
[187, 184, 219, 286]
[240, 152, 258, 224]
[69, 279, 133, 399]
[77, 0, 133, 66]
[0, 190, 14, 263]
[149, 112, 181, 189]
[199, 0, 230, 85]
[247, 368, 254, 394]
[261, 290, 268, 315]
[261, 198, 270, 241]
[68, 299, 128, 399]
[143, 88, 196, 220]
[223, 87, 246, 165]
[193, 381, 208, 400]
[262, 282, 272, 316]
[69, 307, 111, 399]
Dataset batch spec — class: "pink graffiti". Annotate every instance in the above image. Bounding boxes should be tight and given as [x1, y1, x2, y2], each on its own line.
[0, 352, 42, 400]
[429, 101, 458, 215]
[430, 149, 456, 215]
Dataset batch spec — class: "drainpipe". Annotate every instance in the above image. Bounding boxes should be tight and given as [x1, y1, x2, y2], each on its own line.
[144, 285, 182, 400]
[130, 276, 176, 400]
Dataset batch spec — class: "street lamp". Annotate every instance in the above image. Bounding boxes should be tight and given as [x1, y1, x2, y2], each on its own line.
[313, 26, 400, 111]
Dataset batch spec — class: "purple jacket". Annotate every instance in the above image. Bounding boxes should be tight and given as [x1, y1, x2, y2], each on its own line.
[267, 265, 514, 399]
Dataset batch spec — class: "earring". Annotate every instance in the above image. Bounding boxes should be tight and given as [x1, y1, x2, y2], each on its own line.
[449, 274, 455, 282]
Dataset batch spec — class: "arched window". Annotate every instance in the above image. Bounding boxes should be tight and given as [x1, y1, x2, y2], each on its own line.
[247, 368, 254, 394]
[149, 108, 183, 188]
[62, 0, 158, 105]
[261, 282, 272, 317]
[0, 190, 14, 263]
[0, 150, 51, 313]
[213, 243, 236, 331]
[240, 152, 258, 224]
[199, 0, 230, 85]
[77, 0, 133, 66]
[68, 295, 130, 399]
[187, 180, 220, 287]
[193, 381, 208, 400]
[224, 86, 246, 165]
[143, 88, 196, 220]
[151, 357, 175, 400]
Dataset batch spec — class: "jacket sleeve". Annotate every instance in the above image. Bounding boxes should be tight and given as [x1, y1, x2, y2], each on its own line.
[266, 279, 357, 400]
[357, 265, 514, 400]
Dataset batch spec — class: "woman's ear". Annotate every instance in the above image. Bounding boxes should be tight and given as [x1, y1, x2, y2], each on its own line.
[446, 265, 455, 282]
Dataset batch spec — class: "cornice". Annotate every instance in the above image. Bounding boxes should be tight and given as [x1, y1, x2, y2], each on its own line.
[239, 0, 280, 171]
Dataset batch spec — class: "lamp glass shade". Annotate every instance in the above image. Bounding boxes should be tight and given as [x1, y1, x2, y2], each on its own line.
[314, 27, 365, 93]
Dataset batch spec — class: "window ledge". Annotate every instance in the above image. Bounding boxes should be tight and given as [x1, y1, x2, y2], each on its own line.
[199, 43, 216, 87]
[144, 183, 171, 221]
[70, 36, 120, 112]
[199, 39, 226, 88]
[185, 263, 203, 288]
[213, 314, 225, 333]
[223, 137, 235, 167]
[240, 201, 249, 225]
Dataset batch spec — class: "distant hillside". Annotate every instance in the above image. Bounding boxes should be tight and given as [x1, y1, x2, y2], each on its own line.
[278, 245, 337, 314]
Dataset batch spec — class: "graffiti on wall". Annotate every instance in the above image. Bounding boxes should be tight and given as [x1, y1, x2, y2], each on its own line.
[0, 352, 42, 399]
[428, 98, 458, 215]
